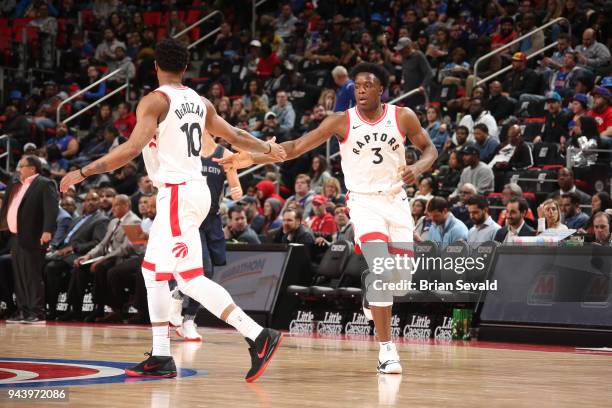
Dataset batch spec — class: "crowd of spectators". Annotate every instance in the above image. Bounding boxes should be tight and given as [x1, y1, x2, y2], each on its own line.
[0, 0, 611, 323]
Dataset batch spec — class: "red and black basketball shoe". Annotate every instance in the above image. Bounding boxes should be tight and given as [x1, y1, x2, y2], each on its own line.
[245, 328, 283, 383]
[124, 352, 177, 378]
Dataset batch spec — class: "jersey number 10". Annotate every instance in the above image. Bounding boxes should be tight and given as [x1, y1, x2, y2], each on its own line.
[180, 122, 203, 157]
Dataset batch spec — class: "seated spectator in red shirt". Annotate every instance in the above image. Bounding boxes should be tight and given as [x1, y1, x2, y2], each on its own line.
[491, 17, 516, 53]
[113, 102, 136, 138]
[257, 44, 281, 79]
[307, 195, 337, 241]
[587, 86, 612, 137]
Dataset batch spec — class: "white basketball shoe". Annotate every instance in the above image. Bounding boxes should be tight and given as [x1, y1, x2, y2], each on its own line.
[176, 320, 202, 342]
[377, 342, 402, 374]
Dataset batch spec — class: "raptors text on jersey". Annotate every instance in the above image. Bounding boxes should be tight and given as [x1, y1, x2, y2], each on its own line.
[339, 104, 407, 193]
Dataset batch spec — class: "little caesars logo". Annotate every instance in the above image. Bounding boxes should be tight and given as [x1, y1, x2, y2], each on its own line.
[317, 312, 344, 335]
[403, 315, 432, 339]
[345, 312, 372, 335]
[374, 314, 401, 338]
[434, 316, 453, 340]
[289, 310, 315, 334]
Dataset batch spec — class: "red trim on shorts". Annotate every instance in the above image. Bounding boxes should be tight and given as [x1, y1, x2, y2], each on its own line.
[179, 267, 204, 280]
[169, 184, 182, 237]
[142, 260, 156, 271]
[359, 232, 390, 242]
[339, 110, 350, 144]
[388, 246, 414, 256]
[152, 90, 170, 105]
[155, 272, 174, 281]
[395, 105, 407, 143]
[355, 104, 387, 125]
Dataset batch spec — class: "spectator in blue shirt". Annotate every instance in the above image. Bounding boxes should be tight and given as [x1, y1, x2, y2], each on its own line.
[561, 192, 590, 229]
[425, 106, 449, 151]
[332, 66, 355, 112]
[425, 196, 469, 247]
[473, 123, 500, 163]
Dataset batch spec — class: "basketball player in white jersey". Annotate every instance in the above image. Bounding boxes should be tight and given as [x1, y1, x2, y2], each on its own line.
[60, 38, 285, 382]
[218, 63, 438, 374]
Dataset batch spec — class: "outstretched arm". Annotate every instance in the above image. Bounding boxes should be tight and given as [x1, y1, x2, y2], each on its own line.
[203, 98, 285, 161]
[398, 107, 438, 184]
[59, 92, 167, 192]
[218, 112, 346, 170]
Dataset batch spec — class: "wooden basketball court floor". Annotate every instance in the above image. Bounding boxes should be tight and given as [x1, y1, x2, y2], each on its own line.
[1, 322, 611, 407]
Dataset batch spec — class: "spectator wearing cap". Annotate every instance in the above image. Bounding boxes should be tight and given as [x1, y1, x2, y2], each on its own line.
[332, 66, 356, 112]
[575, 28, 611, 73]
[602, 76, 612, 91]
[587, 86, 612, 141]
[224, 204, 261, 244]
[473, 123, 500, 163]
[534, 92, 571, 144]
[568, 93, 589, 132]
[503, 52, 540, 100]
[238, 196, 262, 231]
[452, 144, 494, 197]
[309, 194, 337, 245]
[396, 37, 433, 108]
[261, 111, 289, 142]
[425, 197, 468, 247]
[271, 90, 296, 132]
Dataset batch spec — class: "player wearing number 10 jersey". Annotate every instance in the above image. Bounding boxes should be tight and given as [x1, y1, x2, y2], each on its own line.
[60, 38, 286, 382]
[218, 63, 438, 375]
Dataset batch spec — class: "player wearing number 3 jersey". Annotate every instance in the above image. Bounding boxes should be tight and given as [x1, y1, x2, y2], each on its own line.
[218, 63, 438, 375]
[59, 38, 286, 382]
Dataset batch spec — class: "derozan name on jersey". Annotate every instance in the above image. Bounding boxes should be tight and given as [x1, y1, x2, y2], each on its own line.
[351, 131, 401, 155]
[175, 102, 205, 120]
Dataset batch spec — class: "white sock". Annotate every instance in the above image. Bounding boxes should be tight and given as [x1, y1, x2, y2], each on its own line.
[226, 308, 263, 341]
[379, 341, 399, 361]
[152, 325, 171, 356]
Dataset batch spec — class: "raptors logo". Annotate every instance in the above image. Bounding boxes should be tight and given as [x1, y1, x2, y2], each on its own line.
[173, 242, 189, 258]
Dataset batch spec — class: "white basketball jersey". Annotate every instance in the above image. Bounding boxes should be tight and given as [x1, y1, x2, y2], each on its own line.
[142, 85, 206, 188]
[340, 104, 406, 193]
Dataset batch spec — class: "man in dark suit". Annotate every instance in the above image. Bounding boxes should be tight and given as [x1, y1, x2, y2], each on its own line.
[44, 190, 109, 320]
[0, 156, 58, 323]
[494, 198, 536, 243]
[548, 167, 591, 205]
[70, 194, 141, 323]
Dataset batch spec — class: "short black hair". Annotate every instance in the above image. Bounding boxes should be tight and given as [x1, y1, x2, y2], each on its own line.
[228, 204, 246, 219]
[23, 155, 42, 174]
[350, 62, 390, 89]
[466, 195, 489, 210]
[426, 196, 449, 212]
[473, 123, 489, 134]
[154, 38, 189, 74]
[456, 125, 469, 134]
[508, 198, 529, 213]
[561, 192, 581, 206]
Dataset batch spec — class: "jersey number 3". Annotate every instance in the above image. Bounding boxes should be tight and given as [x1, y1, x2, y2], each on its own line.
[180, 122, 202, 157]
[371, 147, 383, 164]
